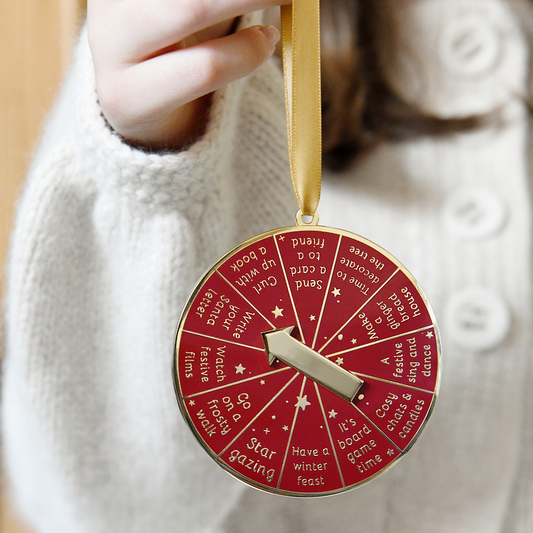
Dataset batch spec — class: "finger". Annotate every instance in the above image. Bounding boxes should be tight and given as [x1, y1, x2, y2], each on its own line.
[98, 25, 281, 132]
[90, 0, 290, 61]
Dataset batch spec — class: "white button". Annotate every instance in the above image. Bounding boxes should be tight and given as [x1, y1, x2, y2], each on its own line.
[439, 13, 502, 77]
[444, 287, 511, 351]
[442, 187, 507, 240]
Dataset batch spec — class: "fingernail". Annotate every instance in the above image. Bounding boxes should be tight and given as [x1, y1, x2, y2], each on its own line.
[259, 25, 280, 47]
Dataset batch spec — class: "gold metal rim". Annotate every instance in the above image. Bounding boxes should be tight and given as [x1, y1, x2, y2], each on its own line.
[172, 223, 442, 497]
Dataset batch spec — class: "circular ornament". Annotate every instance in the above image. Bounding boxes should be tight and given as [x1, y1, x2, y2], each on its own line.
[173, 224, 441, 497]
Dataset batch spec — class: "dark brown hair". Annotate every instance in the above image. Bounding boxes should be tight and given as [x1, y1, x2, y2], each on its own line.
[320, 0, 525, 171]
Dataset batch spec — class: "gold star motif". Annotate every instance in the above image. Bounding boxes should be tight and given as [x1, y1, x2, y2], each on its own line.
[332, 288, 341, 297]
[295, 395, 311, 411]
[235, 364, 245, 374]
[272, 306, 284, 318]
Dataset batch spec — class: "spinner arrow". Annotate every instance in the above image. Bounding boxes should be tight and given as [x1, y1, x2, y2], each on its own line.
[263, 327, 364, 403]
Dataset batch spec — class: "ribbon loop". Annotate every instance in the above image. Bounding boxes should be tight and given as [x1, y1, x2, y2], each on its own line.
[281, 0, 322, 218]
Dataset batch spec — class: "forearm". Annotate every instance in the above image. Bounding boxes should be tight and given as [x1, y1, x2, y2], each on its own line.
[2, 20, 294, 533]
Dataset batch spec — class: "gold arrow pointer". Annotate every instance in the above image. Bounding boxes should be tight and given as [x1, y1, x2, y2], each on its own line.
[262, 327, 364, 403]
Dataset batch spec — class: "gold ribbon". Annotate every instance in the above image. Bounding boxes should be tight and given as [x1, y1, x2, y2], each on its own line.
[281, 0, 322, 219]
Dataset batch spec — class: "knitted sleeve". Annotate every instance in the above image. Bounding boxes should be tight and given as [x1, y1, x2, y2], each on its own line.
[2, 19, 296, 533]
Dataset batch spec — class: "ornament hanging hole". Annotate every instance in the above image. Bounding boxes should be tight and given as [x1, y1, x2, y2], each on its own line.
[296, 209, 319, 226]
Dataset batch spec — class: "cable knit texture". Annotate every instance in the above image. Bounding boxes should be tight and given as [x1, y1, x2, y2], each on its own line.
[3, 1, 532, 533]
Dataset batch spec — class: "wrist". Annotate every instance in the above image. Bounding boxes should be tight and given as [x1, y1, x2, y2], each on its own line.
[111, 93, 213, 152]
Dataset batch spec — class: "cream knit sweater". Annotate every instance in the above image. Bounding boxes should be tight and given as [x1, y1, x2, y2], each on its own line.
[3, 2, 532, 533]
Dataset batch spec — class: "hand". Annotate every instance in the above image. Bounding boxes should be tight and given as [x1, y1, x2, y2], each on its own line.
[87, 0, 288, 150]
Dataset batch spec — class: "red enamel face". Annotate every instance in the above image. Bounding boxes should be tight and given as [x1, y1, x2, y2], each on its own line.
[174, 226, 441, 496]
